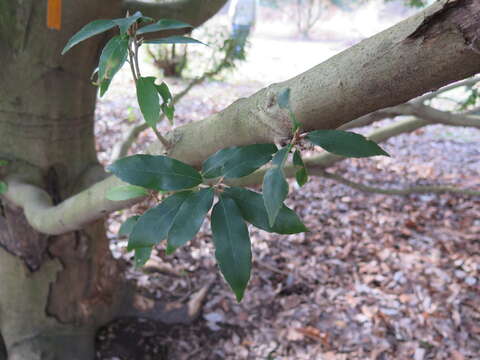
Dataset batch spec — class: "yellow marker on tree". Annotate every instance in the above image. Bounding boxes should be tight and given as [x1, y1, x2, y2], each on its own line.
[47, 0, 62, 30]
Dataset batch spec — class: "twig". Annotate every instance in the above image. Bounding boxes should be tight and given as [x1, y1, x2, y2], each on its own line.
[128, 40, 138, 82]
[134, 39, 142, 78]
[339, 102, 480, 131]
[151, 126, 171, 150]
[317, 169, 480, 197]
[416, 75, 480, 103]
[111, 122, 149, 160]
[255, 259, 290, 276]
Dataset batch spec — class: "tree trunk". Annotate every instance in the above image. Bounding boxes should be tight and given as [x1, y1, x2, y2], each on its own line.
[0, 0, 225, 357]
[0, 1, 125, 358]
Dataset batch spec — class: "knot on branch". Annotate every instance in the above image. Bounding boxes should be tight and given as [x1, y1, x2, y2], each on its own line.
[254, 88, 293, 143]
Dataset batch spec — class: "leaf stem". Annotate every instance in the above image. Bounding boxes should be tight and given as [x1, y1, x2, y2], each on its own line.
[134, 39, 142, 78]
[128, 39, 138, 82]
[151, 126, 171, 150]
[290, 128, 302, 146]
[127, 28, 170, 149]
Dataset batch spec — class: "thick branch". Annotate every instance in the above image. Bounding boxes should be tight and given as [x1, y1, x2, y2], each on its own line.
[164, 0, 480, 166]
[111, 122, 149, 161]
[4, 0, 480, 235]
[123, 0, 228, 28]
[231, 101, 480, 187]
[7, 107, 477, 236]
[3, 177, 141, 235]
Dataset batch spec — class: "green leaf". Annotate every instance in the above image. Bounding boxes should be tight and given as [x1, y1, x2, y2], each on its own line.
[0, 181, 7, 195]
[0, 160, 8, 166]
[136, 19, 193, 35]
[119, 215, 140, 236]
[128, 191, 191, 249]
[271, 145, 291, 167]
[136, 77, 161, 128]
[112, 11, 142, 34]
[263, 147, 290, 227]
[293, 149, 308, 187]
[156, 82, 174, 122]
[145, 36, 206, 45]
[223, 187, 307, 234]
[62, 19, 116, 55]
[134, 246, 152, 267]
[99, 79, 112, 97]
[156, 82, 172, 104]
[106, 184, 148, 201]
[167, 188, 214, 252]
[161, 103, 175, 122]
[277, 88, 301, 131]
[295, 167, 308, 187]
[277, 88, 291, 109]
[459, 88, 479, 110]
[306, 130, 390, 158]
[292, 149, 303, 167]
[165, 243, 176, 255]
[139, 15, 155, 23]
[211, 196, 252, 302]
[98, 36, 129, 97]
[202, 144, 277, 179]
[107, 154, 203, 191]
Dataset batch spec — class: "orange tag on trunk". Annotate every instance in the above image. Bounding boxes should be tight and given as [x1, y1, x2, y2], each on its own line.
[47, 0, 62, 30]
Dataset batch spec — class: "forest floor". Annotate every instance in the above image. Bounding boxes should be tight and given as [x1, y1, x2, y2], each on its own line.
[93, 8, 480, 360]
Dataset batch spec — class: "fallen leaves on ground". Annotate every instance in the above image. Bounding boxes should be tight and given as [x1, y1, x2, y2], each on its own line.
[95, 77, 480, 360]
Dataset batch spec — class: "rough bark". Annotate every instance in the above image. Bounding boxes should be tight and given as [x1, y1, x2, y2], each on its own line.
[0, 0, 226, 358]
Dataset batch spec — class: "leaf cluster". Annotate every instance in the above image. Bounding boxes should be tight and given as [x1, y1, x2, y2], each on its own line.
[64, 16, 390, 302]
[106, 100, 388, 301]
[62, 11, 205, 136]
[107, 143, 307, 301]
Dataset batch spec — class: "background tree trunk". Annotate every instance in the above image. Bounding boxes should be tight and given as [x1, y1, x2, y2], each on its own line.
[0, 1, 125, 358]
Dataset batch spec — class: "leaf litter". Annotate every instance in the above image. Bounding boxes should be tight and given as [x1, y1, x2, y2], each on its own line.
[95, 77, 480, 360]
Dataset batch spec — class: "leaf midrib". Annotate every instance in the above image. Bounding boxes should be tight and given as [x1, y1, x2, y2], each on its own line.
[127, 168, 201, 181]
[221, 199, 241, 276]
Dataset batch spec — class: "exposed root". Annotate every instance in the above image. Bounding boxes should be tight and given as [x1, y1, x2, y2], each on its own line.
[126, 282, 212, 325]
